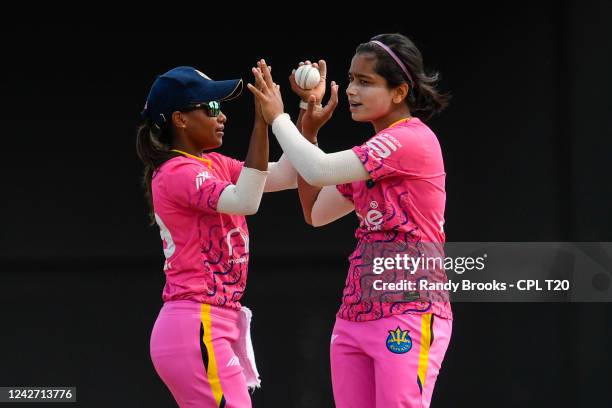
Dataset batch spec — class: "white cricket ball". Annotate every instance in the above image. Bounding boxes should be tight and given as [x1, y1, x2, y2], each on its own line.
[295, 64, 321, 90]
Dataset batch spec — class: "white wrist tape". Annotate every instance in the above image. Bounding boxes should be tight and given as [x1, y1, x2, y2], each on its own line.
[299, 100, 322, 110]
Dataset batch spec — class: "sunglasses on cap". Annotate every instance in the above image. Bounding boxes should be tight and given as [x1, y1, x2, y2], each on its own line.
[182, 101, 221, 117]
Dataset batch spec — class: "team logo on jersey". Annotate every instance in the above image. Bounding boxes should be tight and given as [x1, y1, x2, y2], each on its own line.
[226, 356, 241, 367]
[366, 133, 401, 159]
[226, 227, 249, 264]
[356, 200, 384, 231]
[386, 326, 412, 354]
[195, 171, 211, 190]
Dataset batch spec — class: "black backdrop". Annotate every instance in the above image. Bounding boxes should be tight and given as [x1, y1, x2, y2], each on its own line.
[1, 2, 611, 407]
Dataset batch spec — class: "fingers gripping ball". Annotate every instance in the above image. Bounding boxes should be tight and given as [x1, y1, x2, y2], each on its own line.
[295, 65, 321, 90]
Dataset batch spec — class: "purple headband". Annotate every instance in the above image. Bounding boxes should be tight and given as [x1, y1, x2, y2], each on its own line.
[370, 40, 414, 86]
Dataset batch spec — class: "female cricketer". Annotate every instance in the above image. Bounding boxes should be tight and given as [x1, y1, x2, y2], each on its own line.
[248, 33, 453, 407]
[137, 65, 296, 407]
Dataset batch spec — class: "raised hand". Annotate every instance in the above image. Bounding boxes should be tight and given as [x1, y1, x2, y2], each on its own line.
[253, 85, 265, 124]
[289, 60, 327, 104]
[301, 80, 339, 140]
[253, 64, 272, 124]
[247, 59, 285, 125]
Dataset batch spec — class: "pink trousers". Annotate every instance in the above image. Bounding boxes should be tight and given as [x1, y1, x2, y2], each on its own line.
[150, 300, 251, 408]
[331, 313, 452, 407]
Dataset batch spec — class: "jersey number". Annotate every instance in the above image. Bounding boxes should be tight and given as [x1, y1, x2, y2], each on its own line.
[155, 213, 176, 259]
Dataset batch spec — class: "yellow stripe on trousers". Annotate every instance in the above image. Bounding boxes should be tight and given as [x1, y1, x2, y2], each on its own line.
[417, 313, 433, 389]
[201, 303, 224, 406]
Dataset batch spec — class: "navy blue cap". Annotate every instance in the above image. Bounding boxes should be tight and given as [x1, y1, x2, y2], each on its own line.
[141, 66, 243, 128]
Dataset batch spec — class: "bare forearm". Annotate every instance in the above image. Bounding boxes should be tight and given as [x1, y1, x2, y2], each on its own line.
[244, 121, 269, 171]
[297, 174, 322, 225]
[295, 121, 321, 223]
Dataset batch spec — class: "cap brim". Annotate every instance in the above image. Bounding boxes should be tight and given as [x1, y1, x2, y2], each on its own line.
[205, 79, 243, 103]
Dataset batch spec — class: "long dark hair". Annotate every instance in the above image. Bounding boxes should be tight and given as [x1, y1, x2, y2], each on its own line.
[135, 120, 180, 225]
[356, 33, 450, 121]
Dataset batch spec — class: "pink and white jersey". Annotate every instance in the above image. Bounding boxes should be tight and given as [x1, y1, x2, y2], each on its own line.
[336, 118, 453, 321]
[152, 152, 249, 310]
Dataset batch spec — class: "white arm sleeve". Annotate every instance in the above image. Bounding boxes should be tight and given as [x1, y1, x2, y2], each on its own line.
[311, 185, 355, 227]
[264, 153, 297, 192]
[271, 114, 370, 187]
[216, 167, 268, 215]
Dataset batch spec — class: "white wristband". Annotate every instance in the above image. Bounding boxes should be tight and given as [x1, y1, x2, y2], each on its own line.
[299, 100, 323, 110]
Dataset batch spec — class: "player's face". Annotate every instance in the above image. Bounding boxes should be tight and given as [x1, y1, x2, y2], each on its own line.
[181, 106, 227, 150]
[346, 53, 395, 122]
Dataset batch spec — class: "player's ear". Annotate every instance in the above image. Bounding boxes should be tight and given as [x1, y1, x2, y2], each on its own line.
[172, 111, 187, 129]
[392, 83, 409, 104]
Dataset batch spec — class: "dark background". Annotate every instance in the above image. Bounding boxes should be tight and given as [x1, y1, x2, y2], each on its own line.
[1, 2, 611, 407]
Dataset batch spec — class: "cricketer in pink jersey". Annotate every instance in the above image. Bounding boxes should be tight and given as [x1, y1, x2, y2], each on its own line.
[250, 33, 453, 407]
[336, 117, 453, 322]
[139, 65, 298, 408]
[153, 152, 249, 310]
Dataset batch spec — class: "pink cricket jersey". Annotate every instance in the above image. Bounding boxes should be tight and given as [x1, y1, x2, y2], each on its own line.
[152, 152, 249, 310]
[336, 117, 453, 321]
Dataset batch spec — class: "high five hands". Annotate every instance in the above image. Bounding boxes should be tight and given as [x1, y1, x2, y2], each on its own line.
[247, 60, 284, 125]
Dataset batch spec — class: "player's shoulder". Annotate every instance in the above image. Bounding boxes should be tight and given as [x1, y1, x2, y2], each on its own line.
[383, 117, 440, 147]
[156, 156, 206, 180]
[205, 151, 231, 162]
[205, 151, 241, 168]
[385, 117, 432, 137]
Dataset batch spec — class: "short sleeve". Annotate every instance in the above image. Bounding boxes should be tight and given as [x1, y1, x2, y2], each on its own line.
[336, 183, 354, 202]
[226, 157, 244, 184]
[161, 162, 231, 212]
[207, 152, 244, 184]
[351, 126, 443, 182]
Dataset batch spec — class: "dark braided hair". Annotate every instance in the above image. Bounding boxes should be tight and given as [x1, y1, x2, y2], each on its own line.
[135, 120, 181, 225]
